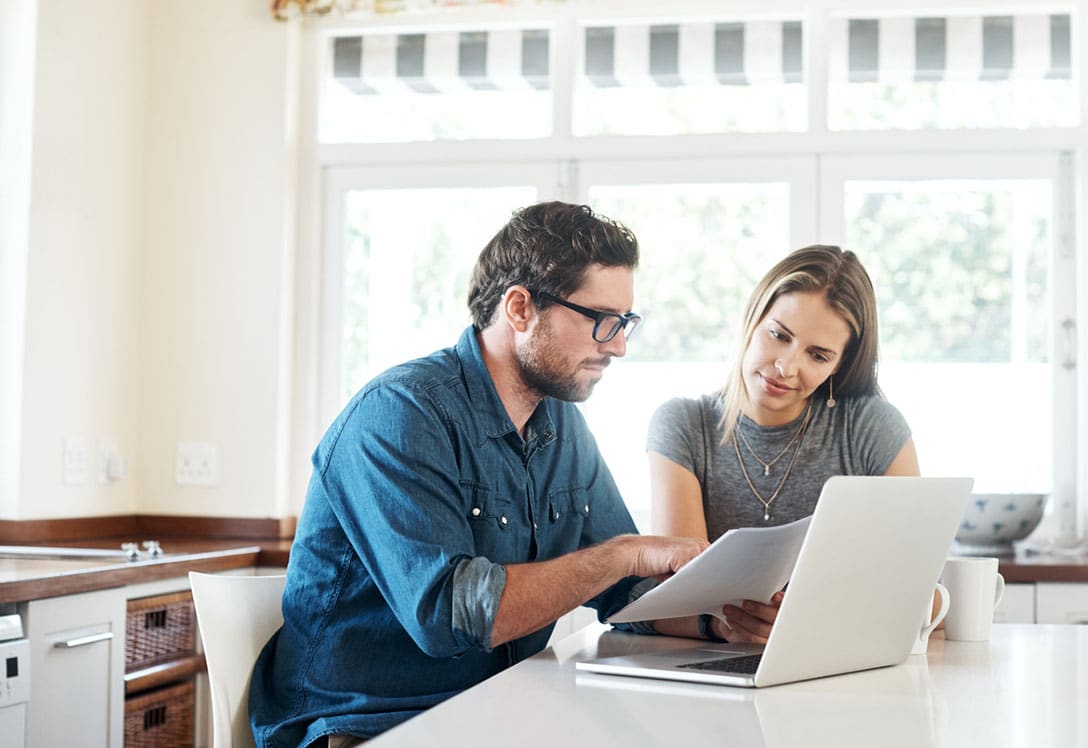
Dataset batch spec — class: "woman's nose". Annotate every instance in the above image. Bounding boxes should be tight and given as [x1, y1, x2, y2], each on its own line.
[774, 353, 797, 377]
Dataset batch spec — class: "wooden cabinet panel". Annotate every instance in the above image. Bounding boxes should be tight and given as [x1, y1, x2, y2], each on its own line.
[1036, 583, 1088, 624]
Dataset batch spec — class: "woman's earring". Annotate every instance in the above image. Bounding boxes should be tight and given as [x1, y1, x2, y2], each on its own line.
[826, 377, 836, 408]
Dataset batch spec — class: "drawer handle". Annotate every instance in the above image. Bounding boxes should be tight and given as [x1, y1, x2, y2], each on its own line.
[55, 632, 114, 648]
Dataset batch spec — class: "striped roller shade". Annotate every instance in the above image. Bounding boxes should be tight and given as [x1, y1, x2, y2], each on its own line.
[332, 28, 549, 94]
[835, 14, 1071, 82]
[583, 20, 803, 87]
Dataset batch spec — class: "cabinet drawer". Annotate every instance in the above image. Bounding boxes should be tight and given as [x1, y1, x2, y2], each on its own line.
[126, 591, 195, 671]
[124, 679, 194, 748]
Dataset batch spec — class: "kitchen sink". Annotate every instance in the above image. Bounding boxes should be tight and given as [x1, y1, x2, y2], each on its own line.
[0, 541, 165, 562]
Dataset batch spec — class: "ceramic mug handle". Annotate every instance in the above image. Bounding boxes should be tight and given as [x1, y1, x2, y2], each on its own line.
[921, 582, 950, 640]
[992, 573, 1005, 609]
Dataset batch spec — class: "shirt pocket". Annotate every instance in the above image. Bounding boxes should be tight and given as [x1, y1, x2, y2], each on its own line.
[545, 486, 591, 550]
[462, 480, 524, 563]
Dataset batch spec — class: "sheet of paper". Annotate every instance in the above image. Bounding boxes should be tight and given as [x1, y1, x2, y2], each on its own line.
[607, 514, 812, 624]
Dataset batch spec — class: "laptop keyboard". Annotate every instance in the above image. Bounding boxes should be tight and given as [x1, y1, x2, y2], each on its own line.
[677, 653, 763, 675]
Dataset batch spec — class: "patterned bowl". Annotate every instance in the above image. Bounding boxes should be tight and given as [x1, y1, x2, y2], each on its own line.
[954, 493, 1048, 553]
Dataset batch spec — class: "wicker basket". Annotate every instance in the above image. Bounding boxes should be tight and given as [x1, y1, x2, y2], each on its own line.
[126, 590, 196, 671]
[124, 679, 195, 748]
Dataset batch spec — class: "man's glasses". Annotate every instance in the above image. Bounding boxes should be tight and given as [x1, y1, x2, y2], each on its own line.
[532, 290, 642, 343]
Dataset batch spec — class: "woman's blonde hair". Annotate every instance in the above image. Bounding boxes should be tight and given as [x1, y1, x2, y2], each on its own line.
[718, 245, 882, 443]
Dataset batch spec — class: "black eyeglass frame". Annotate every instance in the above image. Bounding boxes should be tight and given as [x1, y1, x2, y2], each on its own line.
[531, 290, 641, 343]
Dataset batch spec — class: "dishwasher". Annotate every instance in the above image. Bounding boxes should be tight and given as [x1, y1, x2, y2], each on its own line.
[0, 613, 30, 747]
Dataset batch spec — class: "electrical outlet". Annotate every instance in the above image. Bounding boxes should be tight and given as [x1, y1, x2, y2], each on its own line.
[97, 440, 126, 484]
[62, 437, 86, 485]
[176, 441, 217, 486]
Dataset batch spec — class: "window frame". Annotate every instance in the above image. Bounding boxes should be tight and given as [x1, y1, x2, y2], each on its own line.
[293, 0, 1085, 541]
[318, 162, 561, 427]
[822, 152, 1075, 524]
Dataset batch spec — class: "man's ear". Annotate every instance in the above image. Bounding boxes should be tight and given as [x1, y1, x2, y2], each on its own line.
[502, 286, 535, 333]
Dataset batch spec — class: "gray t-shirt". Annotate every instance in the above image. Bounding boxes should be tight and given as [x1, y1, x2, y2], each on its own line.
[647, 394, 912, 540]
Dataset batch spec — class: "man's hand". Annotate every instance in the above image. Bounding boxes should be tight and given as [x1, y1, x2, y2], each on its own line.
[714, 590, 785, 643]
[491, 534, 708, 647]
[624, 535, 709, 580]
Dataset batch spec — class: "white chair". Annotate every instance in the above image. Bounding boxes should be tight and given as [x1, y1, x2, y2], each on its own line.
[189, 571, 287, 748]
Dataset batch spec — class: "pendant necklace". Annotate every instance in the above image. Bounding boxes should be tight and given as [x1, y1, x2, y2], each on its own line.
[736, 401, 812, 476]
[733, 402, 813, 521]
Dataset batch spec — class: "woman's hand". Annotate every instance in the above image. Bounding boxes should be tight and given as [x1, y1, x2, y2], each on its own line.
[714, 590, 785, 643]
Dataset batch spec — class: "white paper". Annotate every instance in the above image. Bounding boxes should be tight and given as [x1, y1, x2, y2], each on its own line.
[607, 515, 812, 624]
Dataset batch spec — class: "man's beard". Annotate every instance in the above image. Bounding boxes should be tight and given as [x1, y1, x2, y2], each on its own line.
[516, 320, 608, 403]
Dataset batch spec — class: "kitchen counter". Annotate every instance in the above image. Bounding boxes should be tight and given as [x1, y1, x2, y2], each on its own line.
[369, 622, 1088, 747]
[1, 527, 1084, 606]
[0, 538, 291, 604]
[996, 547, 1088, 582]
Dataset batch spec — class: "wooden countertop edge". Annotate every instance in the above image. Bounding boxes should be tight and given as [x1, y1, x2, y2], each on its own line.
[257, 546, 291, 567]
[0, 547, 263, 604]
[999, 562, 1088, 583]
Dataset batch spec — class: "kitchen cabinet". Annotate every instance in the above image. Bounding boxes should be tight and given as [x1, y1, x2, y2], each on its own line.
[993, 582, 1035, 623]
[21, 586, 127, 748]
[20, 577, 205, 748]
[1035, 582, 1088, 624]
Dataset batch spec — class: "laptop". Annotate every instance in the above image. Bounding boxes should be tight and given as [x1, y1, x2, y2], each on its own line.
[576, 475, 973, 688]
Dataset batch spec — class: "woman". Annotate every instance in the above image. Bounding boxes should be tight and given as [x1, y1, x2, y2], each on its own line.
[647, 245, 919, 642]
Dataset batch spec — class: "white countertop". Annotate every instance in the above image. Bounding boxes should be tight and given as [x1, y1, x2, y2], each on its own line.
[370, 623, 1088, 747]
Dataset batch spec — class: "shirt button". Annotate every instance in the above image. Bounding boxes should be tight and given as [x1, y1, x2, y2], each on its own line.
[500, 516, 508, 525]
[584, 505, 590, 514]
[553, 511, 560, 520]
[471, 507, 482, 517]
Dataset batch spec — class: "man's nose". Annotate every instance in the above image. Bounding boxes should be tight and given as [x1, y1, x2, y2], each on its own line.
[600, 331, 627, 358]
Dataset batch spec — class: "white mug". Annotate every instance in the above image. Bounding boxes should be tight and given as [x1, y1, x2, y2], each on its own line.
[911, 583, 950, 655]
[940, 557, 1006, 642]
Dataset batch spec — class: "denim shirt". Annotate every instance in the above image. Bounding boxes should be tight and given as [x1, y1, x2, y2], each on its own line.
[249, 327, 642, 746]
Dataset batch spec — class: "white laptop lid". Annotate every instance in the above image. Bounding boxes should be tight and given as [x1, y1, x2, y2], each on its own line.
[576, 476, 973, 688]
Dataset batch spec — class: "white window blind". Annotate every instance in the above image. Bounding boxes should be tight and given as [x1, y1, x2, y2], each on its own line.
[582, 20, 803, 87]
[830, 14, 1071, 83]
[332, 28, 549, 94]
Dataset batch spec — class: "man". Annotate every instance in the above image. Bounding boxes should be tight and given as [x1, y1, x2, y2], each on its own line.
[249, 202, 707, 746]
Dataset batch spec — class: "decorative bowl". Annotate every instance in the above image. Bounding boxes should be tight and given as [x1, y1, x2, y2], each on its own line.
[953, 493, 1048, 554]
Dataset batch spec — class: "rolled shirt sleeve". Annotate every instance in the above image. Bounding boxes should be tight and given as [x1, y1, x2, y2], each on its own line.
[451, 557, 507, 650]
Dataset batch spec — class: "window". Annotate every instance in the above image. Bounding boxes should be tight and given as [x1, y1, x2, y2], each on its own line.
[828, 13, 1075, 129]
[319, 164, 554, 421]
[822, 155, 1072, 495]
[576, 159, 815, 525]
[323, 27, 552, 142]
[574, 19, 807, 135]
[309, 1, 1082, 537]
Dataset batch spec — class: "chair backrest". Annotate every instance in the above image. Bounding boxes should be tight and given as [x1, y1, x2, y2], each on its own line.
[189, 571, 286, 748]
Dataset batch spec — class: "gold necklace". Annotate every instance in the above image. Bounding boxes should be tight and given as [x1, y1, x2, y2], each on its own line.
[733, 403, 813, 521]
[736, 401, 812, 476]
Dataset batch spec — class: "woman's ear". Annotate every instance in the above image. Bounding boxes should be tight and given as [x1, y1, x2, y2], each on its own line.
[501, 285, 535, 333]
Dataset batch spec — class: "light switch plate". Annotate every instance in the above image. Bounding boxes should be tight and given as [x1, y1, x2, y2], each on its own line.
[62, 437, 86, 484]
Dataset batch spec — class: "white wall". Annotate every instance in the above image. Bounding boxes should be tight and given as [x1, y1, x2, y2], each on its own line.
[6, 0, 300, 520]
[139, 0, 299, 517]
[16, 0, 148, 518]
[0, 0, 37, 517]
